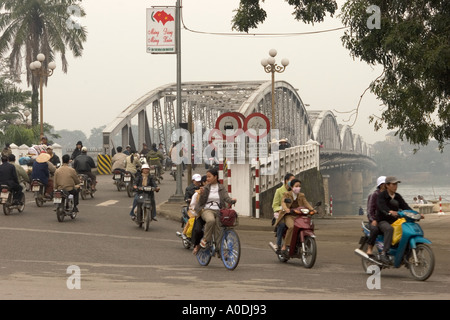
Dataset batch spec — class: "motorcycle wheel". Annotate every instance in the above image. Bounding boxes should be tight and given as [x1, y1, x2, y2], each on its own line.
[18, 194, 25, 213]
[143, 207, 150, 231]
[35, 195, 44, 207]
[182, 237, 192, 249]
[56, 206, 65, 222]
[136, 206, 143, 228]
[220, 229, 241, 270]
[408, 244, 435, 281]
[81, 188, 86, 200]
[196, 247, 212, 267]
[302, 236, 317, 268]
[126, 184, 133, 198]
[3, 203, 11, 215]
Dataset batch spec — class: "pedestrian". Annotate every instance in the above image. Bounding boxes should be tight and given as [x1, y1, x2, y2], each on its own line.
[71, 141, 83, 160]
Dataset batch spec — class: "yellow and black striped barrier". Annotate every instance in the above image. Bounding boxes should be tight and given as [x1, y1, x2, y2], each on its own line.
[97, 154, 112, 175]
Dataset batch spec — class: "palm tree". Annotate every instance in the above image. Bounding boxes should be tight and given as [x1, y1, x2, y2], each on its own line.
[0, 0, 87, 126]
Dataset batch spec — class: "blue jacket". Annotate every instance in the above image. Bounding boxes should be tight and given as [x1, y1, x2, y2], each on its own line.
[31, 162, 49, 185]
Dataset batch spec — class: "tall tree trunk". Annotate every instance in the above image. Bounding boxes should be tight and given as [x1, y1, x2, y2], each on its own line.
[31, 81, 39, 127]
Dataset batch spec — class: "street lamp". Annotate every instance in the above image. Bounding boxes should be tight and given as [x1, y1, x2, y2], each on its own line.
[261, 49, 289, 130]
[29, 54, 56, 139]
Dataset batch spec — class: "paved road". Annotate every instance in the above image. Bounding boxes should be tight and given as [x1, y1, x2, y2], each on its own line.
[1, 173, 449, 301]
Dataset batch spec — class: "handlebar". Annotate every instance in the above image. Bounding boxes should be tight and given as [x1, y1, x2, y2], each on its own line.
[134, 186, 159, 192]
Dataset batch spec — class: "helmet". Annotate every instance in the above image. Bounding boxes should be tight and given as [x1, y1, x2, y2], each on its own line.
[81, 146, 88, 153]
[141, 164, 150, 170]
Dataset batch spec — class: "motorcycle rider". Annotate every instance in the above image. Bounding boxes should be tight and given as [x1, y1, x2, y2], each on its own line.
[129, 164, 160, 221]
[71, 141, 83, 160]
[8, 154, 30, 189]
[125, 150, 142, 175]
[31, 152, 56, 199]
[72, 147, 97, 191]
[0, 155, 23, 204]
[365, 176, 386, 256]
[271, 173, 295, 253]
[275, 179, 315, 255]
[46, 145, 60, 167]
[376, 176, 412, 263]
[111, 146, 127, 171]
[185, 173, 202, 202]
[146, 143, 165, 178]
[54, 154, 81, 213]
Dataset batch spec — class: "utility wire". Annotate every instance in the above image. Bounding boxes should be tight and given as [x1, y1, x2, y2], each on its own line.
[180, 1, 348, 38]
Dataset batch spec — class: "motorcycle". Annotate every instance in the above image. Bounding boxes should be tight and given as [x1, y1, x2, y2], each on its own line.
[112, 169, 134, 197]
[78, 174, 95, 200]
[31, 179, 52, 207]
[176, 199, 194, 249]
[170, 162, 177, 181]
[269, 201, 321, 268]
[134, 186, 159, 231]
[355, 209, 435, 281]
[53, 189, 77, 222]
[149, 164, 162, 184]
[0, 185, 25, 215]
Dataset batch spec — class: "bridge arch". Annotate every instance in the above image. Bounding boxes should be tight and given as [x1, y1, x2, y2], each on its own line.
[340, 125, 354, 151]
[102, 81, 315, 154]
[309, 110, 341, 150]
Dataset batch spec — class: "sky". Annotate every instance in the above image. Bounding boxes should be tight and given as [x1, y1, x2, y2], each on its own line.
[21, 0, 390, 145]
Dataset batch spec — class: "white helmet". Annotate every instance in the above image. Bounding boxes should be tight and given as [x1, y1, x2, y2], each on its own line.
[141, 164, 150, 170]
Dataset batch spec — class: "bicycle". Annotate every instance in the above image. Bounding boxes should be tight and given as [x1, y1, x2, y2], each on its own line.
[196, 202, 241, 270]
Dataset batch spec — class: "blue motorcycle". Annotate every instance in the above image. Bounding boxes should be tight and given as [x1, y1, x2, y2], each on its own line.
[355, 210, 435, 281]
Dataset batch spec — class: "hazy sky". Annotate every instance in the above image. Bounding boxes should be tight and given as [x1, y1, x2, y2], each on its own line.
[21, 0, 390, 144]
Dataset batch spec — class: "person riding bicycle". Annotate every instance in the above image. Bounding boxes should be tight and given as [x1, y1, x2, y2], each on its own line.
[72, 147, 97, 191]
[194, 168, 236, 249]
[54, 154, 81, 213]
[129, 164, 159, 221]
[275, 178, 315, 256]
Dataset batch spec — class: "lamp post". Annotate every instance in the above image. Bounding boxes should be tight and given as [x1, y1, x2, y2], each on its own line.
[261, 49, 289, 130]
[29, 54, 56, 139]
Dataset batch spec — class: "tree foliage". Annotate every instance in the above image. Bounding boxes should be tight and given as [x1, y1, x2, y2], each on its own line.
[232, 0, 450, 150]
[232, 0, 338, 32]
[0, 0, 87, 126]
[340, 0, 450, 151]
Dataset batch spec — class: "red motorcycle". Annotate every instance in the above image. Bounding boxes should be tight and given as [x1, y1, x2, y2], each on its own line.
[270, 201, 321, 268]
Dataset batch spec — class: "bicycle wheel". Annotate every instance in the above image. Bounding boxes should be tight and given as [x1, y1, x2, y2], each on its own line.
[220, 229, 241, 270]
[196, 246, 212, 267]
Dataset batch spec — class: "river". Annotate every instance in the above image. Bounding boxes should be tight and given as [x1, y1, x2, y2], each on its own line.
[331, 183, 450, 216]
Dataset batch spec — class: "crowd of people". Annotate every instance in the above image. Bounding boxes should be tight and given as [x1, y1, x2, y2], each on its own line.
[0, 137, 97, 213]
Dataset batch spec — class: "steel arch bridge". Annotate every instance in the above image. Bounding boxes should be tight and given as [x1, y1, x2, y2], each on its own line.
[102, 80, 372, 161]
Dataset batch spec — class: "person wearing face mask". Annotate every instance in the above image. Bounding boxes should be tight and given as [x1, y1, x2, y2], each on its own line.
[271, 173, 295, 253]
[275, 179, 315, 255]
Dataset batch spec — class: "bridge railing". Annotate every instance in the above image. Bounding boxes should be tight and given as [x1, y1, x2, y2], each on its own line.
[250, 141, 320, 197]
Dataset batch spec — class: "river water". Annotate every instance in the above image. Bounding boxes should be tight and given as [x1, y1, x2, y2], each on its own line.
[331, 183, 450, 216]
